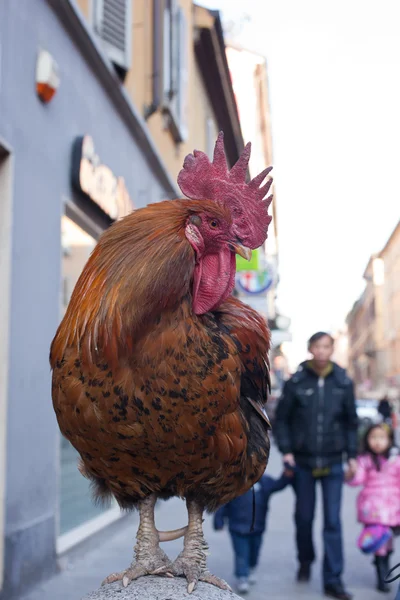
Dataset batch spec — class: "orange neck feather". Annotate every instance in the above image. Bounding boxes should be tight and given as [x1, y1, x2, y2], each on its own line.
[50, 200, 198, 367]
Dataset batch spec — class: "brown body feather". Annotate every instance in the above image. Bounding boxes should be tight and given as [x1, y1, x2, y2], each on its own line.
[51, 200, 270, 511]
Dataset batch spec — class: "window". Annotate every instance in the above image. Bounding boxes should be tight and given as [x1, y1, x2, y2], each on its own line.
[93, 0, 131, 76]
[59, 216, 114, 536]
[162, 1, 188, 142]
[61, 216, 96, 317]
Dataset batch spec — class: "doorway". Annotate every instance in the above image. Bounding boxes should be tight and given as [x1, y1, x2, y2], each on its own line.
[0, 143, 13, 591]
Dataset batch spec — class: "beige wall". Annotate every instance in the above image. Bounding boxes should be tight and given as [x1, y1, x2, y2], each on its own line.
[347, 261, 383, 391]
[225, 45, 278, 320]
[347, 297, 367, 383]
[77, 0, 220, 188]
[146, 61, 218, 185]
[76, 0, 91, 20]
[382, 225, 400, 379]
[125, 0, 153, 116]
[143, 2, 218, 184]
[225, 47, 276, 231]
[332, 328, 349, 369]
[348, 250, 399, 395]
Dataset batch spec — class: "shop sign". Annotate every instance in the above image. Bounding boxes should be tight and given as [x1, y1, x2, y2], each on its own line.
[72, 135, 133, 220]
[236, 265, 275, 295]
[236, 248, 260, 272]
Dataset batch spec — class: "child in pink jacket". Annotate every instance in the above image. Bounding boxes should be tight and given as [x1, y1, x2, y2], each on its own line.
[346, 423, 400, 593]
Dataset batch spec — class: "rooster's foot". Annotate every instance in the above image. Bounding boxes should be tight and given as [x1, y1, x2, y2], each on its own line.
[154, 555, 231, 593]
[102, 494, 174, 588]
[153, 497, 231, 593]
[102, 547, 173, 587]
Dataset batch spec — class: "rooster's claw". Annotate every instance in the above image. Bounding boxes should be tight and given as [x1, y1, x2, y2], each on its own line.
[154, 556, 230, 593]
[102, 547, 173, 588]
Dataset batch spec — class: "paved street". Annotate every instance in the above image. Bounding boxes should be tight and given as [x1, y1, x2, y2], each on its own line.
[21, 443, 398, 600]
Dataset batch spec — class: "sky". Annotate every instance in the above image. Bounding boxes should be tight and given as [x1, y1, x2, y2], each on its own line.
[199, 0, 400, 369]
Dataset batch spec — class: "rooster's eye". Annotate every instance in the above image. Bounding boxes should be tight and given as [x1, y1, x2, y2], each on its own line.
[209, 220, 219, 229]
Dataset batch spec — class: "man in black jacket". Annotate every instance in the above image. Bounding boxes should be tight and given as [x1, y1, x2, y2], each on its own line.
[274, 332, 358, 600]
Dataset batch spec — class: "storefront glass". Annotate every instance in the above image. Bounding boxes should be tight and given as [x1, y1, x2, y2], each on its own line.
[59, 215, 112, 535]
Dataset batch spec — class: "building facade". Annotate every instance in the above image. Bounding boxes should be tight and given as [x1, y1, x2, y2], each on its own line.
[331, 327, 349, 369]
[0, 1, 243, 597]
[380, 221, 400, 389]
[346, 256, 385, 396]
[225, 45, 278, 321]
[347, 222, 400, 400]
[77, 0, 244, 177]
[225, 44, 292, 391]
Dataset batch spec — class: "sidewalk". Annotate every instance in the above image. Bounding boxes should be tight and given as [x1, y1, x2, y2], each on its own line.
[21, 445, 398, 600]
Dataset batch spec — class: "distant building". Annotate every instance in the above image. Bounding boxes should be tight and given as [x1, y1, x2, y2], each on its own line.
[225, 44, 291, 376]
[346, 255, 385, 396]
[332, 328, 349, 369]
[225, 45, 277, 316]
[380, 221, 400, 391]
[347, 222, 400, 400]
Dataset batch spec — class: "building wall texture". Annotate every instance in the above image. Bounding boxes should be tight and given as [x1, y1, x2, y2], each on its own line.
[76, 0, 225, 194]
[381, 222, 400, 382]
[347, 230, 400, 399]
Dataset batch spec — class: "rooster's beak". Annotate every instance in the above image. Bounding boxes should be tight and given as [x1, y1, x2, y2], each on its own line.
[232, 242, 252, 261]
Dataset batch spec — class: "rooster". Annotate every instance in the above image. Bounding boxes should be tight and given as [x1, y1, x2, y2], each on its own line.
[50, 132, 273, 593]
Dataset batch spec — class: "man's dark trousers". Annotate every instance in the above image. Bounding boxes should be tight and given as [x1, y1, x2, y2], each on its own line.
[293, 463, 344, 586]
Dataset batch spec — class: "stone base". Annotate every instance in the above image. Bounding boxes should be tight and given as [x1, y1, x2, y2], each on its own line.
[83, 577, 239, 600]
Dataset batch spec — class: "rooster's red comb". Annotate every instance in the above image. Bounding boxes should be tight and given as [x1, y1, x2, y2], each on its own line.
[177, 131, 273, 249]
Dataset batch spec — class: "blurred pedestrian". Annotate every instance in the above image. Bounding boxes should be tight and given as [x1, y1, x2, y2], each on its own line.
[274, 331, 358, 600]
[213, 467, 294, 594]
[346, 423, 400, 593]
[378, 396, 393, 425]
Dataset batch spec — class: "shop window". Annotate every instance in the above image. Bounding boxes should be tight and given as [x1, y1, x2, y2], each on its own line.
[162, 0, 188, 142]
[61, 216, 96, 316]
[59, 216, 115, 536]
[93, 0, 131, 78]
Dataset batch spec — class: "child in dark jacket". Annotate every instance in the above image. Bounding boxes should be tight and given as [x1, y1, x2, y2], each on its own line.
[213, 468, 293, 594]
